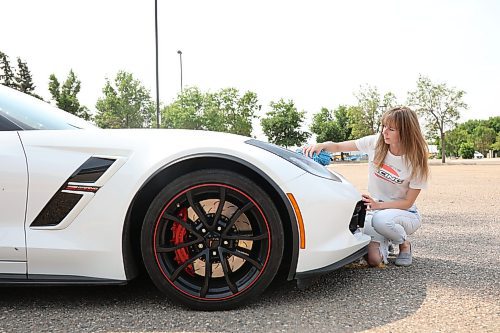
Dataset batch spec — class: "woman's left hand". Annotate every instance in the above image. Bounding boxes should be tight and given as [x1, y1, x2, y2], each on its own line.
[362, 194, 381, 210]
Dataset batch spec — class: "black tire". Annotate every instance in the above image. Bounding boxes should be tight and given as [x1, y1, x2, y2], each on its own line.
[141, 169, 284, 310]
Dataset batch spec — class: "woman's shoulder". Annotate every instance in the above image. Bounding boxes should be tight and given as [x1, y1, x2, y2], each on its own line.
[360, 134, 378, 146]
[355, 134, 378, 153]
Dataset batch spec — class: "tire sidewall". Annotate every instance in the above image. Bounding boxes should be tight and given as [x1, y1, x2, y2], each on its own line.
[141, 169, 284, 310]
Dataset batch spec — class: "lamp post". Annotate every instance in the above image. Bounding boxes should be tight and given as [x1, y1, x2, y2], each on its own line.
[177, 50, 183, 94]
[154, 0, 160, 128]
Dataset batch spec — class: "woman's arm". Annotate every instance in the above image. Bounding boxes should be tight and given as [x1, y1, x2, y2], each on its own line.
[303, 140, 358, 158]
[362, 188, 421, 210]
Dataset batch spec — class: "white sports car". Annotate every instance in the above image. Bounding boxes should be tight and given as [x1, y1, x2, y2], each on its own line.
[0, 85, 370, 310]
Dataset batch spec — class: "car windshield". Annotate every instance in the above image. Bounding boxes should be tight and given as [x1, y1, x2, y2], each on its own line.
[0, 84, 96, 130]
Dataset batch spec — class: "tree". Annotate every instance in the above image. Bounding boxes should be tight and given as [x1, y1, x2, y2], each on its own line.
[336, 105, 354, 139]
[95, 71, 152, 128]
[228, 89, 259, 136]
[15, 58, 35, 95]
[408, 75, 468, 163]
[310, 105, 353, 160]
[459, 119, 482, 135]
[261, 99, 310, 148]
[445, 127, 469, 157]
[144, 102, 159, 129]
[163, 87, 260, 136]
[458, 142, 474, 159]
[486, 116, 500, 133]
[310, 105, 352, 142]
[472, 126, 496, 156]
[491, 133, 500, 152]
[353, 85, 398, 135]
[0, 51, 16, 88]
[445, 117, 499, 157]
[204, 88, 259, 136]
[49, 70, 91, 120]
[310, 107, 341, 143]
[162, 87, 205, 130]
[347, 105, 372, 138]
[1, 52, 42, 99]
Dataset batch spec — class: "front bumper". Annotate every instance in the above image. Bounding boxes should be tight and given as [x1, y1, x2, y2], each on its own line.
[283, 171, 371, 276]
[295, 241, 368, 280]
[293, 199, 369, 287]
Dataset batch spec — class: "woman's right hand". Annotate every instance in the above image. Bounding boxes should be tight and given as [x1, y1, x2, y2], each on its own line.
[302, 142, 327, 158]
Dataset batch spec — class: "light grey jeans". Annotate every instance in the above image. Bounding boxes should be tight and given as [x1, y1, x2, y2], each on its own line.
[363, 206, 421, 263]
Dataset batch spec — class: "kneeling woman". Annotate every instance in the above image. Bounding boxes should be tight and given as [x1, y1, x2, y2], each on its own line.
[304, 106, 429, 266]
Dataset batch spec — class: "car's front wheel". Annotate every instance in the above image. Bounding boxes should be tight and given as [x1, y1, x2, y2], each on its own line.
[141, 169, 284, 310]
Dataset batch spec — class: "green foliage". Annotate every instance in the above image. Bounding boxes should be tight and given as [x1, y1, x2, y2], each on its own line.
[445, 128, 469, 157]
[1, 51, 42, 99]
[310, 107, 337, 143]
[353, 85, 398, 134]
[205, 88, 259, 135]
[486, 116, 500, 133]
[459, 119, 482, 135]
[233, 90, 260, 135]
[491, 133, 500, 151]
[162, 87, 259, 136]
[145, 102, 161, 128]
[382, 92, 398, 110]
[162, 87, 205, 130]
[472, 125, 496, 155]
[408, 75, 468, 163]
[15, 58, 35, 95]
[458, 142, 474, 159]
[261, 99, 310, 148]
[0, 51, 17, 88]
[347, 105, 372, 138]
[335, 105, 352, 139]
[49, 70, 91, 120]
[310, 105, 352, 143]
[95, 71, 152, 128]
[446, 116, 500, 156]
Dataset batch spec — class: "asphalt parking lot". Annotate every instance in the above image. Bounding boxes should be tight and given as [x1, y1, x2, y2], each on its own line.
[1, 162, 499, 333]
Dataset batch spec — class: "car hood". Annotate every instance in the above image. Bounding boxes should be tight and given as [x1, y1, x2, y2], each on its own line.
[18, 128, 249, 156]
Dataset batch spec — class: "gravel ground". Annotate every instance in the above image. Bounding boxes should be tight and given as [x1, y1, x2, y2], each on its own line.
[1, 161, 499, 333]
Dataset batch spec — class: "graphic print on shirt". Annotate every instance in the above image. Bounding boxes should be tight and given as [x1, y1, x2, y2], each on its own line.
[375, 164, 404, 185]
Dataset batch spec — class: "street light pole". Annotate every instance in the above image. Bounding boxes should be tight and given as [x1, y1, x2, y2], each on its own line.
[177, 50, 183, 94]
[154, 0, 160, 128]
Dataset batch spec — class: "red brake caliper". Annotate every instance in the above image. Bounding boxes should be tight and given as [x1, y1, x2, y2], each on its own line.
[171, 207, 195, 276]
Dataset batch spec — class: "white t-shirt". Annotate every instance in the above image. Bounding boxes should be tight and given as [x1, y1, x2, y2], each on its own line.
[355, 134, 427, 202]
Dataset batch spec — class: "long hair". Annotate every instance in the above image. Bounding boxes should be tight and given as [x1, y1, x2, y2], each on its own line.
[374, 106, 429, 182]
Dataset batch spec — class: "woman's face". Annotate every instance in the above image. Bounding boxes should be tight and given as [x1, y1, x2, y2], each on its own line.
[381, 122, 400, 146]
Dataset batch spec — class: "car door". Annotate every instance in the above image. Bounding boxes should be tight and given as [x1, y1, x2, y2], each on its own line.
[0, 129, 28, 276]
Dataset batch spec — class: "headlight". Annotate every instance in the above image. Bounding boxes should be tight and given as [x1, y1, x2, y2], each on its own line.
[245, 139, 341, 182]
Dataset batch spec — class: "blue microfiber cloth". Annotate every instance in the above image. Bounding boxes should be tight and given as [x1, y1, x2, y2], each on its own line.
[296, 149, 332, 166]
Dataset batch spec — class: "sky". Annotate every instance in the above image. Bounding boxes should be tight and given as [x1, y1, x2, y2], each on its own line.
[1, 0, 499, 139]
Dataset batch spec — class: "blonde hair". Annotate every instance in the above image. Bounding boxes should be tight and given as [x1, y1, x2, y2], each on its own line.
[374, 106, 429, 182]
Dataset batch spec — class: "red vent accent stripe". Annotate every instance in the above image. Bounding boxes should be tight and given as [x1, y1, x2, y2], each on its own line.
[64, 185, 99, 193]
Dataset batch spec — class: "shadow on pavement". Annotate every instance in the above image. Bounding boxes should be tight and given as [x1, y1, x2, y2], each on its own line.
[1, 254, 495, 333]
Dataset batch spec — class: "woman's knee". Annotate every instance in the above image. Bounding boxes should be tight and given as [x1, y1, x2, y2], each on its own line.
[367, 253, 383, 267]
[366, 242, 383, 267]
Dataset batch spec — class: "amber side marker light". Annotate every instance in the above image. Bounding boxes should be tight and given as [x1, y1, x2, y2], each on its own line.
[286, 193, 305, 249]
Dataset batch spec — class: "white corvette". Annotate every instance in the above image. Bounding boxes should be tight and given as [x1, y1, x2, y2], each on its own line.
[0, 85, 370, 310]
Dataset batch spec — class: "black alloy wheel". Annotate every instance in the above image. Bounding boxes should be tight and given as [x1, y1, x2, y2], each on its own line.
[141, 169, 284, 310]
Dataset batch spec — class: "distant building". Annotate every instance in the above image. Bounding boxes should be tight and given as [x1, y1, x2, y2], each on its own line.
[428, 145, 438, 158]
[428, 145, 438, 153]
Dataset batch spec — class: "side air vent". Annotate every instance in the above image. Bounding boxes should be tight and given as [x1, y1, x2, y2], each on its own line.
[31, 192, 83, 227]
[69, 157, 115, 183]
[30, 157, 115, 227]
